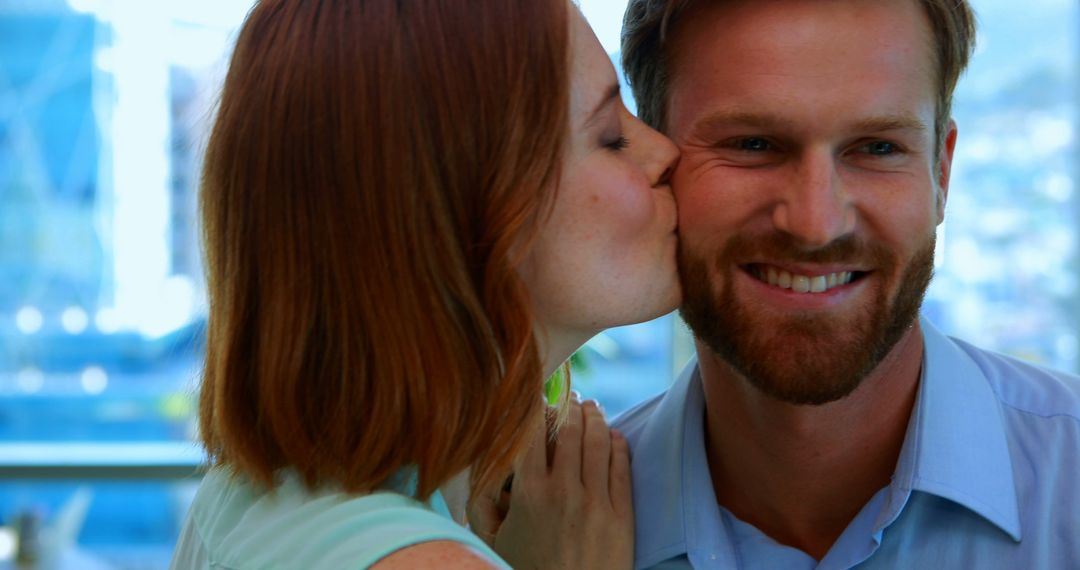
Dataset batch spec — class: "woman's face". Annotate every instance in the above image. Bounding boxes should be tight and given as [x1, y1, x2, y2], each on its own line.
[520, 9, 681, 347]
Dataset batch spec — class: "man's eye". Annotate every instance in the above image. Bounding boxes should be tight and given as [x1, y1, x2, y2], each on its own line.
[735, 138, 772, 152]
[864, 141, 898, 155]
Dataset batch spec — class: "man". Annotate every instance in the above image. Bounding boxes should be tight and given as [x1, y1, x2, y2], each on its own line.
[613, 1, 1080, 568]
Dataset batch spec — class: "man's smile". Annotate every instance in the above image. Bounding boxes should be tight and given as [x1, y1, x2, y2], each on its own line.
[743, 263, 868, 294]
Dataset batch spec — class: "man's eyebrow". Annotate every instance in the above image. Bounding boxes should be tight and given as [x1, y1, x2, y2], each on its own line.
[689, 111, 929, 139]
[850, 115, 928, 133]
[689, 110, 795, 138]
[584, 83, 621, 127]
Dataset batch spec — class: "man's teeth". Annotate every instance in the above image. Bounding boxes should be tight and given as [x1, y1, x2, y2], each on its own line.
[759, 266, 853, 293]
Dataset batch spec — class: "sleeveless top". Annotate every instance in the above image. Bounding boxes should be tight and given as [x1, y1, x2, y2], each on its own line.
[169, 467, 510, 569]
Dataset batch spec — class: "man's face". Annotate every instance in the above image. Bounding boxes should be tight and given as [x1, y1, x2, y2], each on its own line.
[667, 0, 957, 405]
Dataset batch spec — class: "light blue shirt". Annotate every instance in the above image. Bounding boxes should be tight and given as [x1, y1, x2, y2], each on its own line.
[613, 318, 1080, 569]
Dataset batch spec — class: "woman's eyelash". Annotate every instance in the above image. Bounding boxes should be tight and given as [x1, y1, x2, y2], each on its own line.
[605, 136, 630, 151]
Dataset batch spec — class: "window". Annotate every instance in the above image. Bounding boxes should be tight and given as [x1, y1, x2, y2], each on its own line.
[1, 2, 246, 566]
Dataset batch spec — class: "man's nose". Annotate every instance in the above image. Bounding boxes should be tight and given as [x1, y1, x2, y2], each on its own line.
[771, 151, 855, 247]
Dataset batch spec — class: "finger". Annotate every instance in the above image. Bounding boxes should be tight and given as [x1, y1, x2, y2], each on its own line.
[496, 476, 512, 519]
[513, 409, 550, 488]
[467, 480, 502, 546]
[551, 401, 584, 486]
[581, 400, 611, 494]
[609, 429, 633, 518]
[466, 505, 498, 544]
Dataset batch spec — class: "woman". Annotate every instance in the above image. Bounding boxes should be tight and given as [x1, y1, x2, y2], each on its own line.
[171, 0, 679, 568]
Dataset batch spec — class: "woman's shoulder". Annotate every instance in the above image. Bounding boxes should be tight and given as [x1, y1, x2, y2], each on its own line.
[371, 540, 502, 569]
[182, 467, 507, 569]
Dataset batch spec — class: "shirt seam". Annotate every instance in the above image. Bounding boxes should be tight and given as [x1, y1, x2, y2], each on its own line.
[191, 506, 231, 569]
[954, 337, 1080, 422]
[995, 399, 1080, 422]
[637, 544, 693, 569]
[906, 475, 1020, 541]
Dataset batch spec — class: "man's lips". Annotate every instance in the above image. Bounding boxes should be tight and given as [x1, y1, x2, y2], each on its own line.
[742, 262, 869, 294]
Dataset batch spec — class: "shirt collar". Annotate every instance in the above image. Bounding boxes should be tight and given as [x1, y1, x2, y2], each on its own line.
[887, 317, 1021, 540]
[627, 316, 1022, 567]
[628, 359, 739, 568]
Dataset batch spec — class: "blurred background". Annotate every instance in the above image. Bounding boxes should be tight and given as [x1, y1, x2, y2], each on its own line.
[0, 0, 1075, 567]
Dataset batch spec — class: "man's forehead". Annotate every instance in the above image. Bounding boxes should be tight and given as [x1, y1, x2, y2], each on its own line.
[663, 0, 936, 84]
[662, 0, 938, 137]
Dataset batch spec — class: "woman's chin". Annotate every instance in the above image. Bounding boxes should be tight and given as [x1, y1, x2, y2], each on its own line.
[619, 285, 683, 327]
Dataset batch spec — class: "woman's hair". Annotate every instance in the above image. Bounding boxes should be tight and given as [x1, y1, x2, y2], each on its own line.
[198, 0, 570, 499]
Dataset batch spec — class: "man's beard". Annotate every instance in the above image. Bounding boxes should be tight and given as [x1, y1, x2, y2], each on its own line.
[679, 231, 935, 406]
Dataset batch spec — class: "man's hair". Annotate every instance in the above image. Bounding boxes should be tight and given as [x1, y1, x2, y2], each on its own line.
[198, 0, 569, 500]
[621, 0, 976, 153]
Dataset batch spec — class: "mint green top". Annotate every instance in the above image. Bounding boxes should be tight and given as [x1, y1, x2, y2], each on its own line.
[169, 467, 510, 569]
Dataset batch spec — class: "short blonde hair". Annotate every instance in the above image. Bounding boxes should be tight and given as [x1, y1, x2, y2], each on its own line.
[621, 0, 976, 154]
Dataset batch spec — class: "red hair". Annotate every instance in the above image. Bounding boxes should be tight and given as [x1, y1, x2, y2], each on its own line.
[198, 0, 570, 499]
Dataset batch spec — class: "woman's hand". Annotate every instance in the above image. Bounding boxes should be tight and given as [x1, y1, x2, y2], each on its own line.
[467, 400, 634, 570]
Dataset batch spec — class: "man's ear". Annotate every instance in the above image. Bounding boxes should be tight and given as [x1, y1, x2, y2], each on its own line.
[935, 120, 958, 225]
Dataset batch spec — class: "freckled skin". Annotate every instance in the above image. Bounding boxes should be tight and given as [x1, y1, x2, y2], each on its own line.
[519, 12, 680, 363]
[373, 541, 494, 569]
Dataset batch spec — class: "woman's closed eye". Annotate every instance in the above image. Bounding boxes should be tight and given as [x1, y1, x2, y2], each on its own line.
[604, 136, 630, 152]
